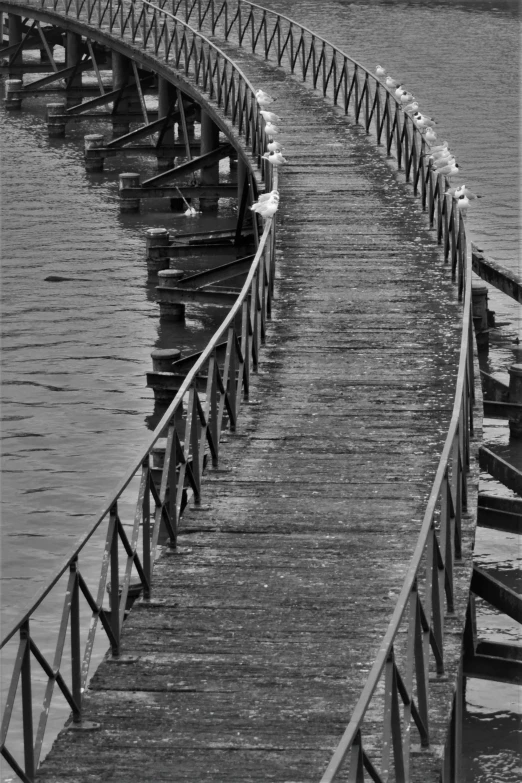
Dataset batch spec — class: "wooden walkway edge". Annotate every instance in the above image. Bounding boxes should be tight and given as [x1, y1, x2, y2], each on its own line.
[37, 44, 477, 783]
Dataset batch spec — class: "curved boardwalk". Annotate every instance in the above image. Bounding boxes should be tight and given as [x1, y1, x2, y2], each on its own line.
[38, 42, 467, 783]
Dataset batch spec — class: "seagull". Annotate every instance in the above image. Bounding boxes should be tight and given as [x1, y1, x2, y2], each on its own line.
[386, 76, 401, 88]
[184, 206, 198, 217]
[250, 193, 279, 218]
[256, 89, 275, 106]
[424, 127, 437, 143]
[376, 65, 386, 77]
[256, 189, 279, 203]
[262, 151, 287, 166]
[395, 85, 405, 100]
[436, 162, 460, 178]
[445, 184, 481, 200]
[267, 140, 284, 153]
[433, 155, 456, 169]
[404, 101, 420, 114]
[399, 91, 415, 106]
[264, 121, 279, 136]
[414, 113, 436, 129]
[260, 110, 281, 123]
[456, 194, 470, 213]
[429, 141, 450, 153]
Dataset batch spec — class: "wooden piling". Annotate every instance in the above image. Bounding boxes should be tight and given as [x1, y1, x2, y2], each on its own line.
[84, 134, 105, 172]
[65, 32, 83, 92]
[112, 51, 131, 136]
[145, 228, 171, 276]
[471, 280, 489, 352]
[199, 110, 220, 212]
[148, 349, 184, 404]
[157, 77, 175, 170]
[8, 13, 23, 73]
[508, 364, 522, 438]
[4, 79, 22, 110]
[46, 102, 67, 137]
[157, 270, 186, 320]
[118, 173, 140, 212]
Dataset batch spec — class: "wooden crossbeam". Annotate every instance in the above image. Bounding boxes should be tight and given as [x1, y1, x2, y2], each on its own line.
[121, 184, 237, 199]
[176, 254, 255, 289]
[141, 147, 233, 186]
[471, 565, 522, 624]
[20, 57, 93, 91]
[171, 342, 228, 374]
[479, 446, 522, 495]
[472, 245, 522, 303]
[36, 22, 58, 73]
[156, 285, 241, 307]
[66, 76, 155, 114]
[131, 60, 149, 125]
[107, 116, 173, 148]
[478, 505, 521, 535]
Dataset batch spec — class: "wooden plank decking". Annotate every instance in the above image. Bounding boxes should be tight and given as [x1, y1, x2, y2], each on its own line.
[37, 49, 468, 782]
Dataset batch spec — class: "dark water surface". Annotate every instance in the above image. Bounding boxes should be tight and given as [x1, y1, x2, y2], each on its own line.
[1, 0, 521, 779]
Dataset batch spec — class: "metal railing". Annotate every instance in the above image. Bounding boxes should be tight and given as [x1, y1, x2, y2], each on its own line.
[1, 1, 474, 781]
[163, 1, 476, 780]
[1, 2, 278, 779]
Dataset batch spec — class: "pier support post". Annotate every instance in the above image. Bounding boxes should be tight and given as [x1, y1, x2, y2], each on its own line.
[145, 228, 171, 276]
[65, 32, 83, 93]
[471, 281, 489, 353]
[47, 102, 67, 137]
[199, 110, 220, 212]
[147, 349, 183, 407]
[112, 51, 131, 137]
[84, 134, 105, 172]
[119, 173, 141, 212]
[151, 349, 182, 373]
[157, 77, 175, 170]
[508, 364, 522, 438]
[8, 14, 23, 74]
[4, 79, 22, 110]
[158, 270, 186, 320]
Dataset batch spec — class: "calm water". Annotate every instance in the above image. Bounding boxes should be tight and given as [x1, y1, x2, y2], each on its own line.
[1, 0, 521, 779]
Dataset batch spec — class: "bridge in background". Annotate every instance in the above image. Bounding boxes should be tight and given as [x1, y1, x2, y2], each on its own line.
[1, 2, 520, 781]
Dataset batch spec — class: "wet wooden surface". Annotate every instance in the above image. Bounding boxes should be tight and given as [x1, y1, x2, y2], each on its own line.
[38, 46, 476, 782]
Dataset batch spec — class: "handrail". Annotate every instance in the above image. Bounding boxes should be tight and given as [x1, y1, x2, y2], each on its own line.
[171, 1, 476, 780]
[0, 2, 279, 779]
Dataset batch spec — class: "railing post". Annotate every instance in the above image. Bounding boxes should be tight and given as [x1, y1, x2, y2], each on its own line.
[20, 620, 35, 780]
[70, 558, 82, 723]
[142, 455, 152, 599]
[109, 503, 120, 657]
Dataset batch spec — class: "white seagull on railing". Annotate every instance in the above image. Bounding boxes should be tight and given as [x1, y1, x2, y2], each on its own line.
[267, 140, 284, 153]
[386, 76, 401, 88]
[429, 141, 450, 153]
[264, 121, 279, 136]
[445, 184, 481, 200]
[436, 162, 460, 178]
[257, 189, 279, 203]
[404, 101, 420, 114]
[260, 110, 281, 123]
[376, 65, 386, 77]
[262, 150, 287, 166]
[256, 89, 275, 106]
[250, 192, 279, 218]
[424, 127, 437, 143]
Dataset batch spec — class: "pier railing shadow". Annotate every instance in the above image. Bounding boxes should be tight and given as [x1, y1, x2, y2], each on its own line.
[1, 1, 474, 781]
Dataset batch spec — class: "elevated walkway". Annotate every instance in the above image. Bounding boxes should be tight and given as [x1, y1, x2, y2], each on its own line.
[35, 44, 475, 782]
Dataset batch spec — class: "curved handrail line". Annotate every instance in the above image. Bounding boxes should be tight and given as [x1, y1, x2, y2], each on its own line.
[0, 0, 272, 649]
[0, 220, 272, 649]
[175, 1, 476, 779]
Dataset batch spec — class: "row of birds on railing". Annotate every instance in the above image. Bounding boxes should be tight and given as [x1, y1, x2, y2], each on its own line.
[375, 65, 480, 214]
[249, 75, 480, 219]
[250, 89, 283, 218]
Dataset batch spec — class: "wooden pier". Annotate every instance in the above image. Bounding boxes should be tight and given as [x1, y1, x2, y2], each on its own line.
[34, 44, 476, 783]
[3, 1, 505, 781]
